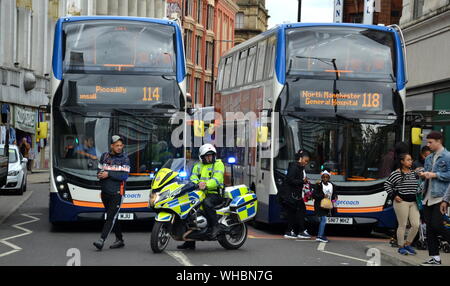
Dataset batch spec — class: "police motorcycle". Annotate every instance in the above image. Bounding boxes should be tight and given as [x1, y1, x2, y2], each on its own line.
[149, 158, 257, 253]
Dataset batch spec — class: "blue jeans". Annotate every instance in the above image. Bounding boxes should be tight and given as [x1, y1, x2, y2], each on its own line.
[318, 216, 327, 237]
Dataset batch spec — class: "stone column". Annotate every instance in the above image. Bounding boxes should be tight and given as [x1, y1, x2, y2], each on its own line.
[155, 0, 164, 18]
[138, 0, 147, 17]
[119, 0, 129, 16]
[108, 0, 119, 15]
[147, 0, 155, 18]
[128, 0, 138, 16]
[96, 0, 108, 15]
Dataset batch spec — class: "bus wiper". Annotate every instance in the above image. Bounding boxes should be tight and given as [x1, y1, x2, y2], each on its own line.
[58, 107, 85, 116]
[335, 113, 358, 123]
[389, 73, 396, 82]
[288, 56, 340, 80]
[113, 108, 135, 116]
[287, 112, 343, 126]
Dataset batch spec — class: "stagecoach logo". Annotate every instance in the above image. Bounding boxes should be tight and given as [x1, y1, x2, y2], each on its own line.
[438, 110, 450, 115]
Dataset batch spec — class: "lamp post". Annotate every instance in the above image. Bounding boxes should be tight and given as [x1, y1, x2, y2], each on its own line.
[298, 0, 302, 22]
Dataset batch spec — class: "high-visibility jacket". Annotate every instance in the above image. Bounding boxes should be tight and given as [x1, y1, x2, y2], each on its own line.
[190, 159, 225, 195]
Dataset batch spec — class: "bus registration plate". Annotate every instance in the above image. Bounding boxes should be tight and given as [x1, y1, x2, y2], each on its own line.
[118, 213, 134, 220]
[326, 217, 353, 225]
[104, 213, 134, 220]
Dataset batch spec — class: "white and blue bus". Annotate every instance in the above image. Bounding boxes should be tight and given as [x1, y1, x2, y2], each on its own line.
[49, 16, 187, 223]
[215, 23, 407, 231]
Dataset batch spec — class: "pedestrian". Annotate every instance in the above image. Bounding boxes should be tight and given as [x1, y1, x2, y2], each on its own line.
[384, 153, 421, 255]
[412, 146, 431, 171]
[418, 131, 450, 265]
[378, 142, 409, 178]
[93, 135, 130, 251]
[278, 149, 312, 239]
[313, 170, 338, 243]
[27, 147, 35, 173]
[19, 137, 30, 162]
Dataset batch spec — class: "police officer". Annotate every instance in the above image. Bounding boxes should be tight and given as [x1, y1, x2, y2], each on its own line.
[178, 143, 225, 250]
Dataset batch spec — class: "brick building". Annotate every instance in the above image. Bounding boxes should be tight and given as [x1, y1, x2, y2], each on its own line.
[167, 0, 238, 107]
[343, 0, 403, 25]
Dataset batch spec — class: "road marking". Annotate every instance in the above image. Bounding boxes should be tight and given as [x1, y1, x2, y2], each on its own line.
[0, 213, 41, 258]
[316, 240, 369, 264]
[167, 250, 195, 266]
[317, 242, 326, 251]
[0, 191, 34, 224]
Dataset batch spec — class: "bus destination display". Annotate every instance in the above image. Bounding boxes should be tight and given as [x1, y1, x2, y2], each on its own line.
[78, 85, 162, 104]
[300, 90, 382, 111]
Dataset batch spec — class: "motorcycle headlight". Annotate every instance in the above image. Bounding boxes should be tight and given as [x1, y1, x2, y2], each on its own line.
[149, 192, 160, 208]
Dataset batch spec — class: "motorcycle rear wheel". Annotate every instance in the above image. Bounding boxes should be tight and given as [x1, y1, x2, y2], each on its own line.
[218, 223, 248, 250]
[151, 222, 171, 253]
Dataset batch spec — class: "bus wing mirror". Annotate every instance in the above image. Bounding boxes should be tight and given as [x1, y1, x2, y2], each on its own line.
[257, 126, 268, 143]
[194, 120, 205, 137]
[411, 127, 422, 145]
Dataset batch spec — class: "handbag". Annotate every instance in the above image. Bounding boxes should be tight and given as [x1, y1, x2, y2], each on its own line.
[320, 197, 333, 210]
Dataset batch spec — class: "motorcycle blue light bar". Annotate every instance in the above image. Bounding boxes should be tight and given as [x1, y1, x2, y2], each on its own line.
[227, 157, 237, 164]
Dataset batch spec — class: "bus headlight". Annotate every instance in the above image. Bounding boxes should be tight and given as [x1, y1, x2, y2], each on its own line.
[56, 175, 65, 183]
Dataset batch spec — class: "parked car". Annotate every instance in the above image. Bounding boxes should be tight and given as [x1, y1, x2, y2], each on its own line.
[0, 144, 28, 195]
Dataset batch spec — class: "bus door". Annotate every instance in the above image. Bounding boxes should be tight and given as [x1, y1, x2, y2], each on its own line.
[244, 119, 257, 190]
[255, 114, 272, 215]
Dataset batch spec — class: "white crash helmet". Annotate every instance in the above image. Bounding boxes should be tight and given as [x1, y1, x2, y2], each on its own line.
[198, 143, 217, 163]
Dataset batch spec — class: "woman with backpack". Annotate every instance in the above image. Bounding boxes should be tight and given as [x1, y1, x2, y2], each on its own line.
[384, 153, 421, 255]
[278, 149, 312, 239]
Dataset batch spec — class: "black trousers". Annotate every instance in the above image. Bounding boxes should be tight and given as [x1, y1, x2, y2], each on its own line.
[203, 194, 223, 228]
[181, 194, 222, 247]
[282, 199, 306, 234]
[100, 192, 123, 241]
[423, 203, 450, 256]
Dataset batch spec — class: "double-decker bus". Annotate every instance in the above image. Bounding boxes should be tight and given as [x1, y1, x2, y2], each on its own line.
[214, 23, 407, 231]
[49, 16, 186, 223]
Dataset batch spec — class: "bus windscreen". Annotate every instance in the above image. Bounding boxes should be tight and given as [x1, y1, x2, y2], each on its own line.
[286, 26, 396, 81]
[63, 20, 176, 74]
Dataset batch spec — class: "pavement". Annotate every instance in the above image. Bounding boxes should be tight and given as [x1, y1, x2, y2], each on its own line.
[367, 242, 450, 266]
[27, 169, 50, 184]
[0, 169, 48, 224]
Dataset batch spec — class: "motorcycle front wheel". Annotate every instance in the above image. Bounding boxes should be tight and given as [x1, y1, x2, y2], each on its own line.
[150, 221, 171, 253]
[218, 223, 248, 250]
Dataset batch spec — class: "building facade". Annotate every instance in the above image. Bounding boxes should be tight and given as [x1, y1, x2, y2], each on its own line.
[342, 0, 403, 25]
[168, 0, 238, 107]
[234, 0, 268, 46]
[0, 0, 167, 169]
[400, 0, 450, 145]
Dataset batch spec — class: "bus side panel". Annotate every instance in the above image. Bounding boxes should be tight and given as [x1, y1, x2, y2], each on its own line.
[305, 206, 396, 229]
[49, 192, 153, 222]
[49, 192, 84, 222]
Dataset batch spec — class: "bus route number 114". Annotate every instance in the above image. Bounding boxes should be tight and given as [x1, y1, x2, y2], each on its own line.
[143, 87, 161, 102]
